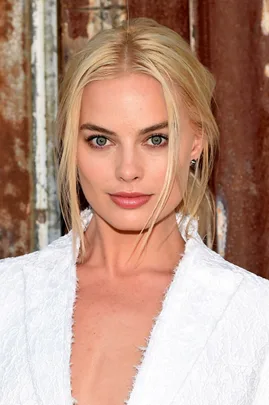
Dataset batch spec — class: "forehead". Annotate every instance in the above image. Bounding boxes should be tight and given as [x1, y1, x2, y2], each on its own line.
[79, 73, 169, 129]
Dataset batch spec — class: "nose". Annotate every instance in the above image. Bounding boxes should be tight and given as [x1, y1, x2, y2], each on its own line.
[115, 146, 143, 183]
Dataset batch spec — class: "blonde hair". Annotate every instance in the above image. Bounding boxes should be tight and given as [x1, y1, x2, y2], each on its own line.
[56, 17, 219, 263]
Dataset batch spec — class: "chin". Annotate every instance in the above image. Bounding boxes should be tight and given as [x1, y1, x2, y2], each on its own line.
[111, 215, 152, 232]
[98, 208, 156, 233]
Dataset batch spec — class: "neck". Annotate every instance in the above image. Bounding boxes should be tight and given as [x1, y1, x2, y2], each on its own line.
[81, 210, 186, 279]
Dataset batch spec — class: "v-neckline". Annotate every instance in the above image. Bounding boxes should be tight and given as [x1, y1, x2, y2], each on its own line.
[123, 236, 197, 405]
[68, 209, 199, 405]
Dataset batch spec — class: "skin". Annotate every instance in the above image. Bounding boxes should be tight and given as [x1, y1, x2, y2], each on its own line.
[77, 72, 203, 277]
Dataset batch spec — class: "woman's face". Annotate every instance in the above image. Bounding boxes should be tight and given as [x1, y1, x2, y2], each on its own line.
[77, 73, 202, 232]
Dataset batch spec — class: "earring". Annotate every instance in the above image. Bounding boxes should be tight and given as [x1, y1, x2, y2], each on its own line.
[190, 159, 197, 167]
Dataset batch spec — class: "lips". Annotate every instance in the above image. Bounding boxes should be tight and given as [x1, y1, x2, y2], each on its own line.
[111, 192, 150, 197]
[109, 192, 152, 209]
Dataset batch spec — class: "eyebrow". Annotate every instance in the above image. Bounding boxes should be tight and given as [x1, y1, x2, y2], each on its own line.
[79, 121, 168, 136]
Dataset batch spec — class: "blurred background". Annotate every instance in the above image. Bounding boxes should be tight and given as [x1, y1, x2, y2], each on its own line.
[0, 0, 268, 278]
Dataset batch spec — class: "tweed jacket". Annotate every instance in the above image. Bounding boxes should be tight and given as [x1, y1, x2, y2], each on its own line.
[1, 208, 269, 405]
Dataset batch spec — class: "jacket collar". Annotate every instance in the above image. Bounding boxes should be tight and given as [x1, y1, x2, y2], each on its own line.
[24, 208, 244, 405]
[125, 236, 244, 405]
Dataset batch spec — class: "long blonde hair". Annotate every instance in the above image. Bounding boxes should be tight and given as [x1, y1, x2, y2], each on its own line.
[56, 17, 219, 262]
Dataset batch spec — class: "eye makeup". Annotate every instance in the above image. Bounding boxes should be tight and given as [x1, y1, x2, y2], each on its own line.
[85, 134, 169, 149]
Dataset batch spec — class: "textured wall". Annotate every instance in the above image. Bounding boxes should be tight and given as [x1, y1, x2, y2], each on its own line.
[0, 0, 33, 257]
[60, 0, 126, 66]
[128, 0, 189, 41]
[0, 0, 61, 258]
[196, 0, 269, 277]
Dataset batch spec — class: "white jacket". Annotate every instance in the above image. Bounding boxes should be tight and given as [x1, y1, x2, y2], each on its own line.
[1, 208, 269, 405]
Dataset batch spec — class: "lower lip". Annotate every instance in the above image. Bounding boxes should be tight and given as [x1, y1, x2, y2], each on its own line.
[109, 195, 152, 209]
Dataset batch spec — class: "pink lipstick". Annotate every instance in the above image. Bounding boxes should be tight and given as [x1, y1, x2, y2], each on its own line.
[109, 192, 152, 209]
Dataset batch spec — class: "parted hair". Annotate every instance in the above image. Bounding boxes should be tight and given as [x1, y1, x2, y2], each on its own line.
[56, 17, 219, 263]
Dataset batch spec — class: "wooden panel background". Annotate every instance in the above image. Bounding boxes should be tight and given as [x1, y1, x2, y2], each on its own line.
[196, 0, 269, 278]
[0, 0, 33, 257]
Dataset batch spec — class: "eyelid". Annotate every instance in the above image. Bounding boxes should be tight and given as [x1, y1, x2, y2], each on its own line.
[85, 132, 168, 140]
[86, 134, 110, 141]
[146, 133, 168, 139]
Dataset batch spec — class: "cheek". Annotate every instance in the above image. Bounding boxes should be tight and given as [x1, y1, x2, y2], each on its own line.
[150, 165, 167, 184]
[146, 153, 168, 181]
[77, 145, 112, 188]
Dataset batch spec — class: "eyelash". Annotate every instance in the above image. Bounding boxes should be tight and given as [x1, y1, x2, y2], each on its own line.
[85, 134, 169, 149]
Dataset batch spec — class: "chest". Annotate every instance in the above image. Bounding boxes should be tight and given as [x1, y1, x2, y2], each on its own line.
[70, 267, 173, 405]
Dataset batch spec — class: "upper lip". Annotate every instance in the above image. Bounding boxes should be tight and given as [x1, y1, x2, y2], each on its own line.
[110, 192, 151, 197]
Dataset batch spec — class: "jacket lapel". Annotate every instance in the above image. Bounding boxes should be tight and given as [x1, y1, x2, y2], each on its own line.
[126, 236, 244, 405]
[23, 232, 76, 405]
[23, 210, 92, 404]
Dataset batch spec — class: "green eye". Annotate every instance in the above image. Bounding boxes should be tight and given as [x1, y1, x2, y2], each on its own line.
[151, 136, 163, 145]
[95, 136, 107, 146]
[147, 135, 168, 147]
[86, 135, 111, 149]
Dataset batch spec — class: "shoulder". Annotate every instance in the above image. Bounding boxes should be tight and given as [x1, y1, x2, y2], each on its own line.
[0, 232, 73, 291]
[191, 236, 269, 300]
[187, 236, 269, 363]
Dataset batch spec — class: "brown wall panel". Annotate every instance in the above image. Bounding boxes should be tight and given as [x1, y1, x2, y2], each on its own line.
[197, 0, 269, 277]
[128, 0, 190, 42]
[0, 0, 33, 258]
[60, 0, 126, 67]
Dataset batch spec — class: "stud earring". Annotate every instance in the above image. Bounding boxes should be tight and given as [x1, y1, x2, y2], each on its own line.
[190, 159, 197, 167]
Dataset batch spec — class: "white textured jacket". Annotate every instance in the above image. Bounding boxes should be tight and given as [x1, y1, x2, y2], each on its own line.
[1, 208, 269, 405]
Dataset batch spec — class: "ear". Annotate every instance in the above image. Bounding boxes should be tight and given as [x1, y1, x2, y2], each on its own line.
[190, 130, 204, 160]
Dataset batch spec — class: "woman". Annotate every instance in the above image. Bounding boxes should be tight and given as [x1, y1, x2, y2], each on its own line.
[0, 17, 269, 405]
